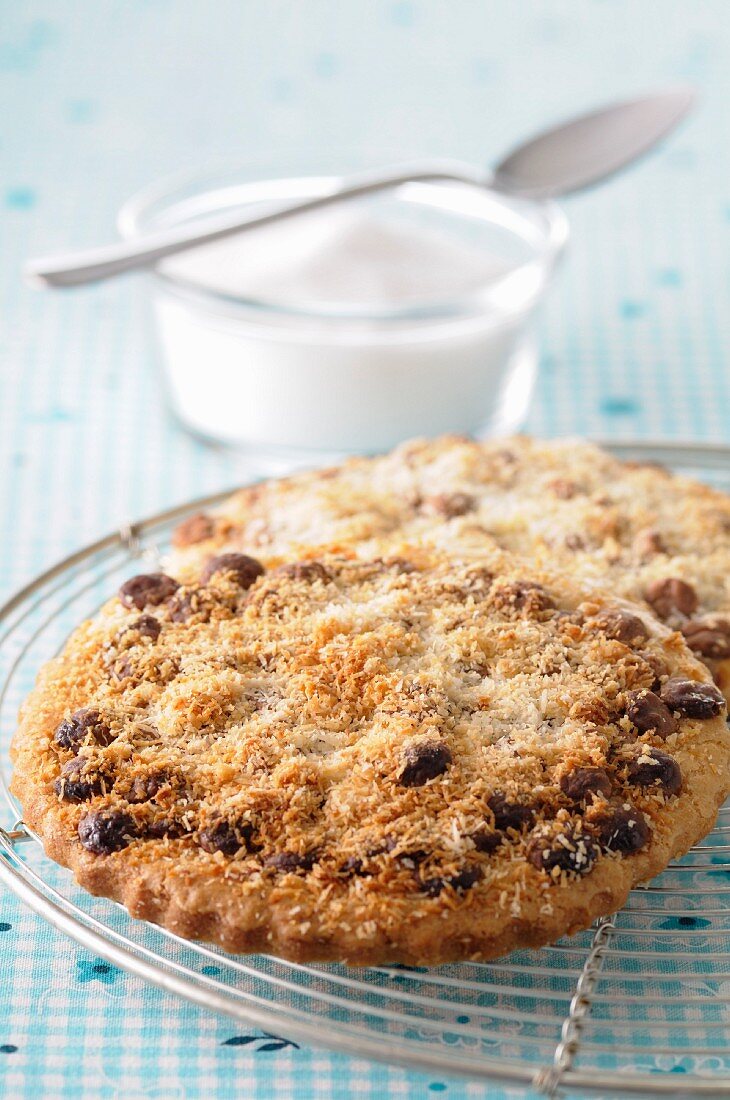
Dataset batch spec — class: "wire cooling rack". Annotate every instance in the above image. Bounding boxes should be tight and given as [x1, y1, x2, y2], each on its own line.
[0, 440, 729, 1096]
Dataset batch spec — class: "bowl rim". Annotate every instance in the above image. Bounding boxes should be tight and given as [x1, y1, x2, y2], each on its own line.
[117, 159, 570, 325]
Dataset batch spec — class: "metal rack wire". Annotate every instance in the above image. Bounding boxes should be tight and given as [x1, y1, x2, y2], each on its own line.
[0, 440, 728, 1095]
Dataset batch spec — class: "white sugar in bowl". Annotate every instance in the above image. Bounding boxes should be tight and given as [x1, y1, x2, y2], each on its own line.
[119, 163, 567, 467]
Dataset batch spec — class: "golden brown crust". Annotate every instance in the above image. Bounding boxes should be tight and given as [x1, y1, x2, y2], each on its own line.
[11, 542, 730, 964]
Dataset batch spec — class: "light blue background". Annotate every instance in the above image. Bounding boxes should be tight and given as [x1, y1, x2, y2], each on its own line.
[1, 2, 729, 1097]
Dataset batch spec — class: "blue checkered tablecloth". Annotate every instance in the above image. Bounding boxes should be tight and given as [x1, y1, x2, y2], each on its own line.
[2, 2, 730, 1097]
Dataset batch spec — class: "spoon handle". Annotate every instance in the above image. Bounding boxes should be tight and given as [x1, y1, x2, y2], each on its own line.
[25, 87, 695, 290]
[25, 161, 489, 289]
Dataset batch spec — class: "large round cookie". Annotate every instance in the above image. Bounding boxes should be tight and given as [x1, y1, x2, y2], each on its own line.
[169, 437, 730, 695]
[11, 544, 730, 964]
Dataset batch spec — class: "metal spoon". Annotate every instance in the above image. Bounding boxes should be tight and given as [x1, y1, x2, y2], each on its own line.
[25, 86, 695, 289]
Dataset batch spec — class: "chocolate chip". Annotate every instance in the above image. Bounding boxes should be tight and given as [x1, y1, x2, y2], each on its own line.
[277, 561, 331, 584]
[633, 528, 666, 558]
[54, 708, 114, 751]
[491, 582, 556, 616]
[593, 608, 649, 645]
[488, 793, 535, 832]
[119, 573, 179, 611]
[471, 828, 503, 854]
[565, 534, 587, 551]
[626, 690, 678, 738]
[642, 653, 670, 692]
[78, 811, 136, 855]
[419, 865, 482, 897]
[128, 771, 168, 803]
[660, 677, 726, 719]
[172, 512, 215, 548]
[495, 447, 517, 465]
[200, 553, 264, 590]
[645, 578, 698, 620]
[54, 717, 86, 751]
[682, 619, 730, 660]
[393, 847, 428, 868]
[145, 816, 188, 840]
[548, 478, 578, 500]
[130, 615, 161, 641]
[625, 748, 682, 795]
[110, 655, 136, 683]
[339, 856, 366, 876]
[399, 742, 452, 787]
[559, 767, 612, 802]
[592, 805, 650, 853]
[198, 818, 253, 856]
[419, 876, 445, 897]
[527, 827, 598, 875]
[422, 492, 476, 518]
[264, 851, 316, 873]
[443, 865, 483, 892]
[369, 835, 398, 857]
[53, 759, 105, 803]
[166, 588, 212, 624]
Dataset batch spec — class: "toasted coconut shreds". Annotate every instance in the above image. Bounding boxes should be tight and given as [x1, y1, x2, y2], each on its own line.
[10, 532, 730, 964]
